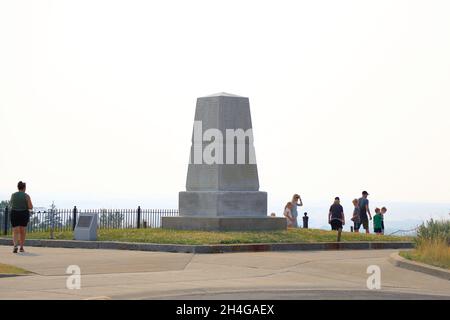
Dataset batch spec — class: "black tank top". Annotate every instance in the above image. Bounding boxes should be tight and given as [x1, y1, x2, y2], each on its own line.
[330, 204, 343, 220]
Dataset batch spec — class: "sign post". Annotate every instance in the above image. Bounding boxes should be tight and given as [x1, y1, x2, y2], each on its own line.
[74, 213, 98, 241]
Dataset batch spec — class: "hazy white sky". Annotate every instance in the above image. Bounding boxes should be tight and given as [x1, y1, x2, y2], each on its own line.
[1, 1, 449, 219]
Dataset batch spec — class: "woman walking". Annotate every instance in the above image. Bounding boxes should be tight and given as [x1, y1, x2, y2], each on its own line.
[10, 181, 33, 253]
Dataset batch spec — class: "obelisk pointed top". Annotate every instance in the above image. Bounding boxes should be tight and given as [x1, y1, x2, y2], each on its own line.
[202, 92, 245, 98]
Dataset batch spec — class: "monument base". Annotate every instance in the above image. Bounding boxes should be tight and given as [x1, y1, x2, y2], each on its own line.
[162, 216, 286, 231]
[179, 191, 267, 217]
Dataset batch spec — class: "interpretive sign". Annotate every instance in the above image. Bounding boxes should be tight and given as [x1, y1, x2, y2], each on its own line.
[74, 213, 98, 241]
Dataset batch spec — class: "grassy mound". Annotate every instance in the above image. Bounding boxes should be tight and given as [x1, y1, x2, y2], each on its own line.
[0, 263, 30, 275]
[10, 228, 412, 245]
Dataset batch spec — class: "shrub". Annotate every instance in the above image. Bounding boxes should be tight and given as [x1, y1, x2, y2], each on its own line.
[415, 218, 450, 246]
[405, 218, 450, 269]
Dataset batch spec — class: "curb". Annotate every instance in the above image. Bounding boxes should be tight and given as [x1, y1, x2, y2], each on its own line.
[0, 274, 23, 279]
[389, 252, 450, 280]
[0, 274, 30, 279]
[0, 238, 413, 254]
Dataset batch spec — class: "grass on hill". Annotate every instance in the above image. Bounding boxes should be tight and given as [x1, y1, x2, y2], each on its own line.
[6, 228, 413, 245]
[400, 241, 450, 270]
[0, 263, 30, 275]
[400, 219, 450, 270]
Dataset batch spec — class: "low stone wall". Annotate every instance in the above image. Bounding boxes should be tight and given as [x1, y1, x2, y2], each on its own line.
[0, 238, 413, 254]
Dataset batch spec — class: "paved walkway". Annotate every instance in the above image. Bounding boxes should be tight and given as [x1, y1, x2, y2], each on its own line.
[0, 245, 449, 300]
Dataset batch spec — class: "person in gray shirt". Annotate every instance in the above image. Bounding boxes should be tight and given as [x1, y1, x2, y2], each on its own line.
[357, 191, 372, 234]
[351, 198, 361, 232]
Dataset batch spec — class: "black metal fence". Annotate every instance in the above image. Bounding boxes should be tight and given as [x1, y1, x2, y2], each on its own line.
[0, 206, 178, 235]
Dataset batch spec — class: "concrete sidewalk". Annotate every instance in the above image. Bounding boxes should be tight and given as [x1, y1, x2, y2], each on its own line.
[0, 246, 449, 300]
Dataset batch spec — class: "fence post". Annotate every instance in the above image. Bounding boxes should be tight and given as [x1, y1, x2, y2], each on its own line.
[72, 206, 77, 231]
[3, 207, 8, 236]
[137, 206, 141, 229]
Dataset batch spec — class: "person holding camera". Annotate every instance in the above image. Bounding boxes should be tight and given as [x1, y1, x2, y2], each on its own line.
[290, 194, 303, 228]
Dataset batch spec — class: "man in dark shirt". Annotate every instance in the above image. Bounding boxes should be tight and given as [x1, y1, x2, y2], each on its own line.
[329, 197, 345, 242]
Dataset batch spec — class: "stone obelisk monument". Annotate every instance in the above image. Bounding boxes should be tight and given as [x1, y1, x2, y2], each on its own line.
[162, 93, 286, 231]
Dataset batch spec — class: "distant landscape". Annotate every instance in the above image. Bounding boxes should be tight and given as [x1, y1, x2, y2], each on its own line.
[2, 193, 448, 236]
